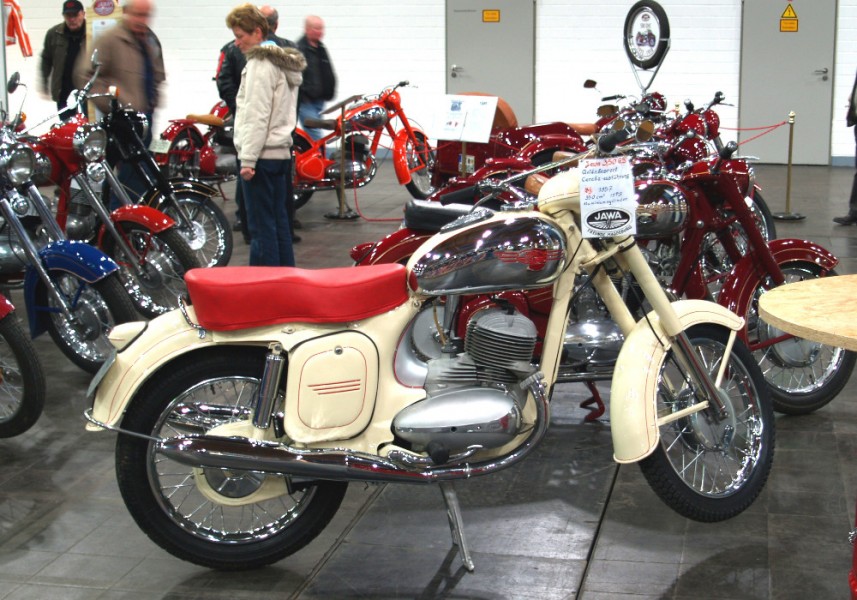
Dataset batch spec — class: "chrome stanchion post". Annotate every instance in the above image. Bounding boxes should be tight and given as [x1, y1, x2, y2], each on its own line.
[773, 110, 805, 221]
[326, 103, 359, 220]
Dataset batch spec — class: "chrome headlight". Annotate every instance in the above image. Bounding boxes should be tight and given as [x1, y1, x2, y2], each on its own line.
[73, 124, 108, 162]
[0, 142, 35, 186]
[132, 111, 150, 142]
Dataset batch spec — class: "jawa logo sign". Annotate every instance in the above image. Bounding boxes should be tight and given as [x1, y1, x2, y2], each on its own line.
[586, 209, 632, 232]
[94, 0, 116, 16]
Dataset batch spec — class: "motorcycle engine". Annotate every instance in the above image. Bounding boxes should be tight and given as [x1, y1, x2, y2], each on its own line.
[392, 304, 537, 460]
[326, 135, 376, 186]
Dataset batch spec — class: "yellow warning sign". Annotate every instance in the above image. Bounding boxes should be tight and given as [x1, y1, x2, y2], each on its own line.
[483, 9, 500, 22]
[780, 4, 797, 32]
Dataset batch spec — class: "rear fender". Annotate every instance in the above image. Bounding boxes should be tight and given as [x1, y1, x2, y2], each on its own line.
[611, 299, 744, 464]
[352, 228, 431, 265]
[717, 238, 838, 326]
[393, 128, 427, 185]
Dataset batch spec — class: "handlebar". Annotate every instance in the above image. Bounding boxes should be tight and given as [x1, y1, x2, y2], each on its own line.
[597, 128, 631, 153]
[601, 94, 626, 102]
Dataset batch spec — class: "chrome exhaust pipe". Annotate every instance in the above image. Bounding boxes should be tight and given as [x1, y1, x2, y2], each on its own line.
[156, 374, 548, 484]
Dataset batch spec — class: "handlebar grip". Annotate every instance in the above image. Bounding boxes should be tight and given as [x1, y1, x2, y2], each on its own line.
[719, 141, 738, 160]
[601, 94, 623, 101]
[597, 129, 631, 153]
[438, 185, 479, 206]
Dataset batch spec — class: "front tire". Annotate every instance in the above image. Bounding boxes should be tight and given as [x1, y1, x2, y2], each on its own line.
[103, 224, 201, 319]
[747, 262, 856, 414]
[0, 312, 46, 437]
[639, 324, 774, 522]
[162, 193, 233, 268]
[115, 348, 348, 570]
[404, 131, 436, 199]
[42, 273, 139, 373]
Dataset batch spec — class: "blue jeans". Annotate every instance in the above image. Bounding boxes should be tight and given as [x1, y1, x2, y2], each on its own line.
[241, 158, 295, 266]
[299, 99, 326, 140]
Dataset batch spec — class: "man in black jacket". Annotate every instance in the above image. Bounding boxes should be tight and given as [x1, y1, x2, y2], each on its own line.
[297, 15, 336, 140]
[835, 70, 857, 225]
[216, 5, 300, 241]
[40, 0, 86, 119]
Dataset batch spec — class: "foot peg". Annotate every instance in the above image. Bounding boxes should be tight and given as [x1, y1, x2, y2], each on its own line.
[439, 481, 474, 572]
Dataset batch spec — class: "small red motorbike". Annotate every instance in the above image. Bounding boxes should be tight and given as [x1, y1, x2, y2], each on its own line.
[351, 130, 854, 416]
[291, 80, 435, 209]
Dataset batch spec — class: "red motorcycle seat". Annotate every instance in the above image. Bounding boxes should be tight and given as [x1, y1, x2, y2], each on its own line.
[185, 264, 409, 330]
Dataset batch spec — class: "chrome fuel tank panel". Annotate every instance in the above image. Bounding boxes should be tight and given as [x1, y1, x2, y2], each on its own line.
[410, 214, 566, 295]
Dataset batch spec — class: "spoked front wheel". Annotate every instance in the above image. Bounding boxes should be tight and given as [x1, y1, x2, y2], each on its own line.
[104, 224, 202, 319]
[404, 131, 436, 199]
[42, 272, 139, 373]
[0, 311, 46, 437]
[640, 324, 774, 522]
[748, 262, 856, 414]
[115, 348, 348, 570]
[162, 193, 233, 268]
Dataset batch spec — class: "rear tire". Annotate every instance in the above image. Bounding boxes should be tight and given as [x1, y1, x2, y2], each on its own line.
[0, 312, 46, 437]
[291, 134, 314, 210]
[115, 348, 348, 570]
[639, 324, 774, 522]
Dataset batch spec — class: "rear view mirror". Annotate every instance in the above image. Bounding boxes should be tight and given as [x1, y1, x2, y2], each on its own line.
[7, 72, 20, 95]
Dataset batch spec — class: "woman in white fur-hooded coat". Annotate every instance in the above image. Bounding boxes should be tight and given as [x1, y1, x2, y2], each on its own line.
[228, 3, 306, 266]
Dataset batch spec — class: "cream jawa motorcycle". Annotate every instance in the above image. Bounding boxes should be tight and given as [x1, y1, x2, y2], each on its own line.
[85, 127, 774, 572]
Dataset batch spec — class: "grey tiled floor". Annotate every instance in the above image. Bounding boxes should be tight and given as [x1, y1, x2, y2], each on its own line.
[2, 161, 857, 599]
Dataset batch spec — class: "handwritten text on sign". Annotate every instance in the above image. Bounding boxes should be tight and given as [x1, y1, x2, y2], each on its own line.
[580, 156, 636, 238]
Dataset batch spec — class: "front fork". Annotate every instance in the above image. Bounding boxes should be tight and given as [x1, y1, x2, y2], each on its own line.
[598, 238, 731, 419]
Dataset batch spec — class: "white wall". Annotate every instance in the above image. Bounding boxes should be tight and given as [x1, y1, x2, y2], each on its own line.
[6, 0, 857, 162]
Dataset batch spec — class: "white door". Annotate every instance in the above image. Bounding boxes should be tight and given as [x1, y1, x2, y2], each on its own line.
[738, 0, 835, 165]
[446, 0, 535, 125]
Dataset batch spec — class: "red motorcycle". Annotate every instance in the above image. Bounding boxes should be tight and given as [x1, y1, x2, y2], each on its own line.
[351, 133, 854, 416]
[152, 100, 236, 188]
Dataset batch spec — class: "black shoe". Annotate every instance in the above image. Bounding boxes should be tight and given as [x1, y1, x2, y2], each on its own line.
[232, 219, 243, 231]
[833, 215, 857, 225]
[292, 232, 302, 243]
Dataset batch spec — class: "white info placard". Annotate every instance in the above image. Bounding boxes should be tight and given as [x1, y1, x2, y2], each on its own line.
[579, 156, 637, 238]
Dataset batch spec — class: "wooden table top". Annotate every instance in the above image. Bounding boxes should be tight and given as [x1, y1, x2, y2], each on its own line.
[758, 274, 857, 352]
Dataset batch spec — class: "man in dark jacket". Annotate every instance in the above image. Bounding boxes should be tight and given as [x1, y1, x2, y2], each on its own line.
[217, 5, 300, 241]
[40, 0, 86, 119]
[297, 15, 336, 140]
[834, 70, 857, 225]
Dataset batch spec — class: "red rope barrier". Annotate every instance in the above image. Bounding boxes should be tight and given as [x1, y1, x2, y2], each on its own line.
[719, 120, 788, 146]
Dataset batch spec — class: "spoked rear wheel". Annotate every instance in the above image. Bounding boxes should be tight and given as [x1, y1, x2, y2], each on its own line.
[115, 348, 348, 570]
[640, 324, 774, 522]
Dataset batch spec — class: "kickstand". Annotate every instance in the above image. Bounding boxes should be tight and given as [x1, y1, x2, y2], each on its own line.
[580, 381, 606, 422]
[439, 481, 475, 572]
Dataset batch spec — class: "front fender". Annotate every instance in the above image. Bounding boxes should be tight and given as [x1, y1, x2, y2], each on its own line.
[717, 238, 839, 325]
[611, 299, 744, 464]
[25, 240, 120, 338]
[392, 128, 426, 185]
[109, 204, 176, 234]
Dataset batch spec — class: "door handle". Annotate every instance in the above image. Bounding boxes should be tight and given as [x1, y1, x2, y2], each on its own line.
[450, 64, 464, 78]
[814, 67, 829, 81]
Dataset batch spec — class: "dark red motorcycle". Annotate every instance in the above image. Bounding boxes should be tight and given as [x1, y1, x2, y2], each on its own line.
[351, 135, 854, 415]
